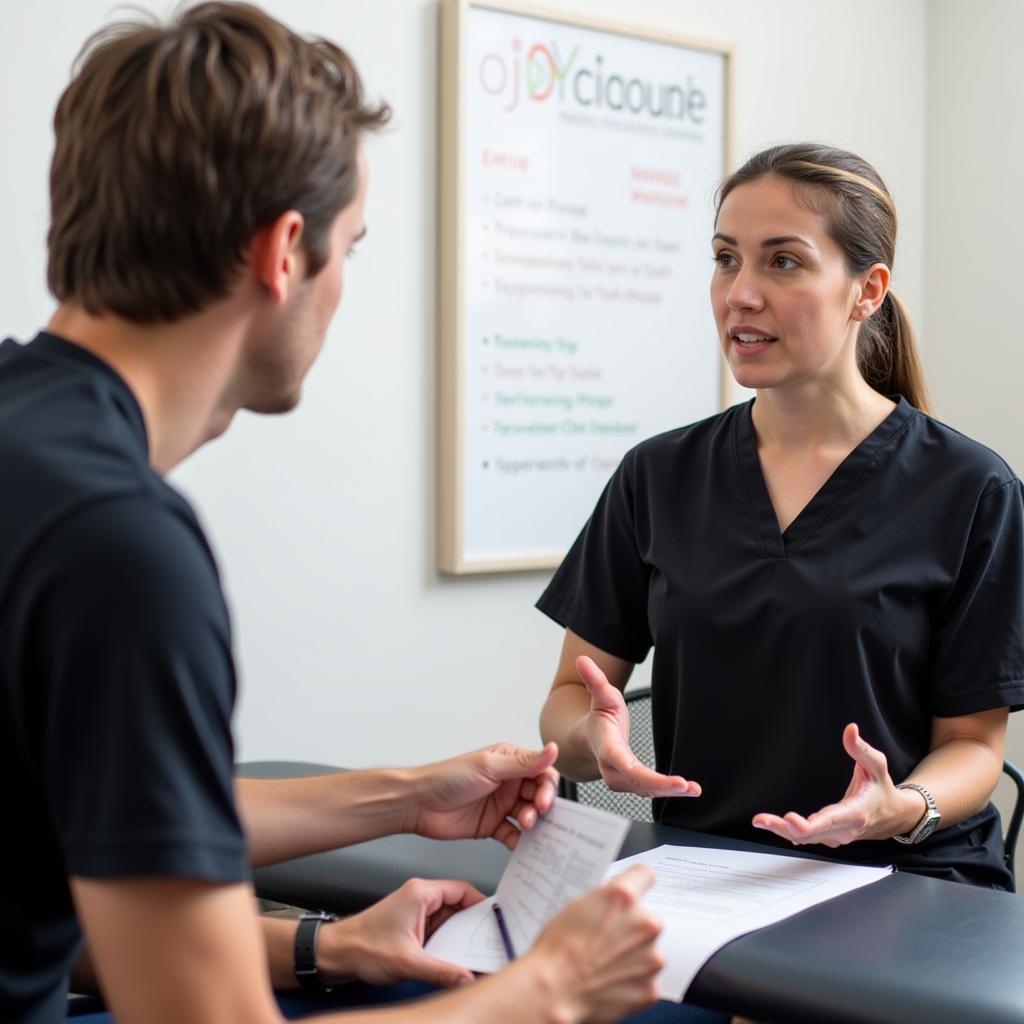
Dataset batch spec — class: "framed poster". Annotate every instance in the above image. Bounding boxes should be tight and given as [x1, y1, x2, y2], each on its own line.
[438, 0, 731, 574]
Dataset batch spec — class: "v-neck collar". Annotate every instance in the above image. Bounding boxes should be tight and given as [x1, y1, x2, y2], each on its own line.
[734, 396, 917, 558]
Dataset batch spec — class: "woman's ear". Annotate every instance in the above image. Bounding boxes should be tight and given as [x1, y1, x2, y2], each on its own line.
[851, 262, 891, 322]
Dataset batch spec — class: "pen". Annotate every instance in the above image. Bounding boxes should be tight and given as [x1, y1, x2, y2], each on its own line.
[492, 901, 517, 961]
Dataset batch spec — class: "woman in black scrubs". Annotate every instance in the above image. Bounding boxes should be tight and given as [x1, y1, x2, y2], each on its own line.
[538, 143, 1024, 890]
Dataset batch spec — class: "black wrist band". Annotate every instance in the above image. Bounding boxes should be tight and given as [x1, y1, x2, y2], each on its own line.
[294, 913, 336, 992]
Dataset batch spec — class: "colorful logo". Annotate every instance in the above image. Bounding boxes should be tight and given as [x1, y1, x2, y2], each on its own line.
[478, 37, 707, 122]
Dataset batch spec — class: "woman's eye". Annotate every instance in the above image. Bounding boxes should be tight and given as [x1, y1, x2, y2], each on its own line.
[772, 254, 799, 270]
[712, 251, 735, 267]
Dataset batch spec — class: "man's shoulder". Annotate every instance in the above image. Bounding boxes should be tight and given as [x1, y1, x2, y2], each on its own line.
[39, 492, 223, 612]
[0, 335, 214, 603]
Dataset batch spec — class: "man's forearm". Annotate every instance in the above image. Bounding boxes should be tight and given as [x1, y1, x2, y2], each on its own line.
[237, 769, 418, 867]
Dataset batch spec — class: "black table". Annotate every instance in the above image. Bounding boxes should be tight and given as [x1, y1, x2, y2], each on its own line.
[240, 762, 1024, 1024]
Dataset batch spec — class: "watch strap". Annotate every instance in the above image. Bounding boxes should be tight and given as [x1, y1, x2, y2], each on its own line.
[294, 912, 337, 992]
[893, 782, 940, 845]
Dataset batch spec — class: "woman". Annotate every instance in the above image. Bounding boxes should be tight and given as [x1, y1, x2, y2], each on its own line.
[538, 143, 1024, 889]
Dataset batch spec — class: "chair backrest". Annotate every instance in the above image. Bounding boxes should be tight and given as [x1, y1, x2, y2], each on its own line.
[559, 687, 655, 822]
[1002, 758, 1024, 886]
[555, 693, 1024, 887]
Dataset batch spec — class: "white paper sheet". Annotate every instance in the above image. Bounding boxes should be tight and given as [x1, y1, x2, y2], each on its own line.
[425, 796, 629, 971]
[608, 845, 892, 1000]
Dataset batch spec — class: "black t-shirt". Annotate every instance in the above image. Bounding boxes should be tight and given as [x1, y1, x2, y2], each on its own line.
[0, 332, 248, 1022]
[538, 398, 1024, 888]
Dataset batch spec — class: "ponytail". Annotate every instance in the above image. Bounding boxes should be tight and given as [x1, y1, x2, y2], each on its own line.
[857, 290, 932, 415]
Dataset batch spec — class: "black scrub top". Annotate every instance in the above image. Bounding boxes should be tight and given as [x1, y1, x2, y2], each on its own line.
[537, 398, 1024, 888]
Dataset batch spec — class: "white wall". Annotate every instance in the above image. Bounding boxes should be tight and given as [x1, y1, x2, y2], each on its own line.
[924, 0, 1024, 874]
[2, 0, 930, 770]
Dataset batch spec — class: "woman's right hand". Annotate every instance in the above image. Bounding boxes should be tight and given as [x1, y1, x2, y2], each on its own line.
[527, 864, 664, 1024]
[573, 656, 701, 799]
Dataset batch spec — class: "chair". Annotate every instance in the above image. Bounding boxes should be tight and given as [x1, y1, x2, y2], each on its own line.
[557, 686, 1024, 887]
[1002, 757, 1024, 885]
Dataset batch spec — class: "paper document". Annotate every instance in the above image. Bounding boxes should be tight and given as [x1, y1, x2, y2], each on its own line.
[425, 797, 629, 972]
[610, 845, 892, 1000]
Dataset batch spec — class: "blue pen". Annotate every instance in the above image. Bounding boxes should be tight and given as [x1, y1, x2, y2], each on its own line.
[492, 902, 517, 961]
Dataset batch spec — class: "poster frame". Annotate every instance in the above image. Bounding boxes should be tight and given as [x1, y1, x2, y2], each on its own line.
[438, 0, 733, 574]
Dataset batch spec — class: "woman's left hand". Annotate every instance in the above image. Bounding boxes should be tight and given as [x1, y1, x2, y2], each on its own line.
[752, 723, 910, 847]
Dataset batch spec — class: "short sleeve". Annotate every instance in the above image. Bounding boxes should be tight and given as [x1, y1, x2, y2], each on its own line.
[536, 450, 653, 662]
[29, 495, 248, 882]
[930, 478, 1024, 716]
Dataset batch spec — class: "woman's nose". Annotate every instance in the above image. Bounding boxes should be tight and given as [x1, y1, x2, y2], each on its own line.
[727, 268, 764, 312]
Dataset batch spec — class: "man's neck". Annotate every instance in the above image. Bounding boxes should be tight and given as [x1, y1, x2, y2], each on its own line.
[46, 301, 251, 474]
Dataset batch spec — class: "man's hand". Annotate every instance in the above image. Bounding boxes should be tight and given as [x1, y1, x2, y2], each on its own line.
[410, 742, 560, 849]
[318, 878, 482, 989]
[527, 864, 663, 1024]
[752, 723, 910, 847]
[572, 656, 700, 799]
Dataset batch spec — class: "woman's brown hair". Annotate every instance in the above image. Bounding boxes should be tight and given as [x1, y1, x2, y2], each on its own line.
[716, 143, 931, 413]
[47, 2, 390, 324]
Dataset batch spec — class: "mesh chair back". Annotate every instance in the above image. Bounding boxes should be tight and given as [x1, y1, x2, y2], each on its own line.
[560, 688, 655, 822]
[1002, 758, 1024, 887]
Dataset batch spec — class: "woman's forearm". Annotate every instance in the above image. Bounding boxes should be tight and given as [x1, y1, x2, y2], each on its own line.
[905, 732, 1005, 833]
[539, 683, 601, 781]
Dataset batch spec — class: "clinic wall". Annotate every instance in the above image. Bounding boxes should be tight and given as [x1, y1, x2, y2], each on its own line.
[924, 0, 1024, 874]
[2, 0, 926, 769]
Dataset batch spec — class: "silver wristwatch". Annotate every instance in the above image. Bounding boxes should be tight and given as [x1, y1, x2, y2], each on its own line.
[893, 783, 941, 845]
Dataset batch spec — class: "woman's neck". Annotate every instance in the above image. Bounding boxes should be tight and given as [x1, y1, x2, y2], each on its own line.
[751, 378, 896, 454]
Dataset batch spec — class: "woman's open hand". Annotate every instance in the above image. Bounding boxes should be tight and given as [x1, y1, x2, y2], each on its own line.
[573, 656, 700, 799]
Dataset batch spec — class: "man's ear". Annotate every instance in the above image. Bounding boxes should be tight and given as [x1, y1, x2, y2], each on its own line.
[851, 262, 891, 322]
[250, 211, 305, 305]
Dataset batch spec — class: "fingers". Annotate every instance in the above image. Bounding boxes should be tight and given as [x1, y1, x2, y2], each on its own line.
[401, 949, 475, 989]
[601, 753, 700, 799]
[575, 655, 625, 711]
[607, 863, 656, 899]
[492, 817, 523, 851]
[752, 808, 866, 848]
[488, 741, 559, 785]
[752, 811, 816, 843]
[405, 877, 485, 917]
[751, 811, 796, 841]
[842, 723, 890, 782]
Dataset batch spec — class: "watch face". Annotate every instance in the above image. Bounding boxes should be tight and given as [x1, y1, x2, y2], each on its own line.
[915, 816, 939, 843]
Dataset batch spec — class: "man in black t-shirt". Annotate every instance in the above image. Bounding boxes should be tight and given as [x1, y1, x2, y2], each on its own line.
[0, 5, 665, 1023]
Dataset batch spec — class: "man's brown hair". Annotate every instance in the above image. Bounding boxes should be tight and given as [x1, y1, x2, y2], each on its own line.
[47, 2, 389, 324]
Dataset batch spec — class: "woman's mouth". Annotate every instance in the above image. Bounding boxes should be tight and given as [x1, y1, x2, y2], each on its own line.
[729, 328, 777, 354]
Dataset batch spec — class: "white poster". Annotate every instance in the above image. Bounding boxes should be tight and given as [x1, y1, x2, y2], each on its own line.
[441, 3, 728, 570]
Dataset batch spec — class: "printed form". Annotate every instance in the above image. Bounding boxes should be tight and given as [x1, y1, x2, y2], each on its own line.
[612, 845, 892, 999]
[427, 808, 891, 1000]
[425, 797, 629, 973]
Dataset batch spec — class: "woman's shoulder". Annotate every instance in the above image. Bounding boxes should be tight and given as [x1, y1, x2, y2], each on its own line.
[625, 401, 748, 468]
[907, 404, 1019, 495]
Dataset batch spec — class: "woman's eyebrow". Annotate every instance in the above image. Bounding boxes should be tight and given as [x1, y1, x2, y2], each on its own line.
[711, 232, 814, 249]
[761, 235, 813, 248]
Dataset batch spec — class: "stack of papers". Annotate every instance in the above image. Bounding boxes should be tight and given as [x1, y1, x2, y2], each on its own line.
[426, 798, 892, 999]
[426, 797, 629, 973]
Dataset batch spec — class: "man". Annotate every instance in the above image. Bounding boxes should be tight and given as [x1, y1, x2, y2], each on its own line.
[0, 3, 663, 1022]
